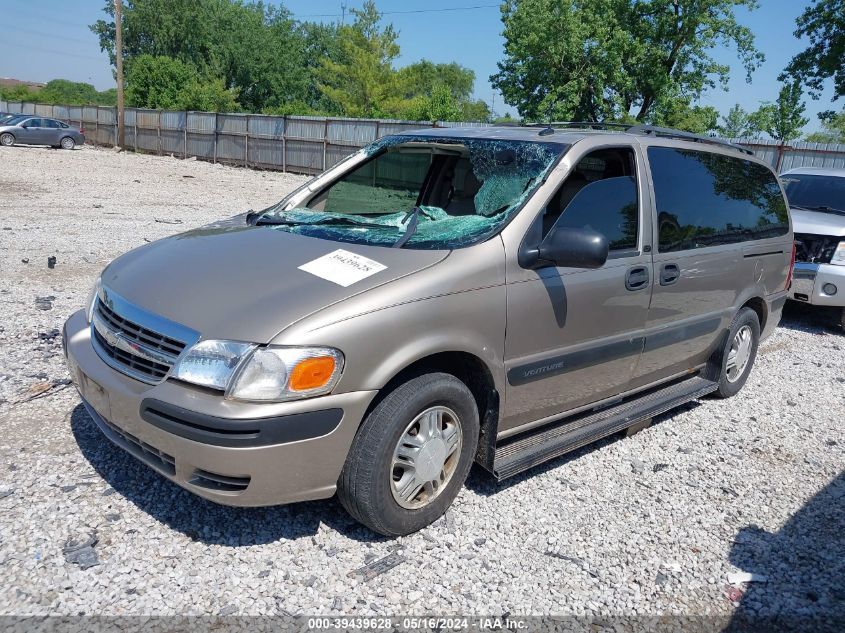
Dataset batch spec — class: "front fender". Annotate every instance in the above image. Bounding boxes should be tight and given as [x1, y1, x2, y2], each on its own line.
[276, 284, 508, 397]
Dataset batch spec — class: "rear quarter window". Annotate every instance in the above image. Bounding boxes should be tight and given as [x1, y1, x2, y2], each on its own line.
[648, 147, 789, 252]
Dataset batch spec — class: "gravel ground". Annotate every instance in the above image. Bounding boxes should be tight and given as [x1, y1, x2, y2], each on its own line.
[0, 145, 843, 620]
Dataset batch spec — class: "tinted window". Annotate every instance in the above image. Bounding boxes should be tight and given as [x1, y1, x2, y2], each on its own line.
[648, 147, 788, 252]
[25, 118, 42, 127]
[554, 177, 638, 250]
[45, 119, 62, 128]
[543, 147, 638, 251]
[782, 174, 845, 214]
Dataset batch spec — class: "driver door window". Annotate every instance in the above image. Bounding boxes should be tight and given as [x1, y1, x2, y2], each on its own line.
[543, 147, 639, 255]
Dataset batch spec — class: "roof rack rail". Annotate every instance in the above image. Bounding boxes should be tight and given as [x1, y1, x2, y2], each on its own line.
[525, 121, 754, 155]
[627, 124, 754, 156]
[527, 121, 633, 131]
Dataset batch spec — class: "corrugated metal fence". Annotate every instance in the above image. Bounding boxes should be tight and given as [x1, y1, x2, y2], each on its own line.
[2, 100, 844, 174]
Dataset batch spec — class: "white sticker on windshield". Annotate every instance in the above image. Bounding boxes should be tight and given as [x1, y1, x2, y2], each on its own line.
[298, 249, 387, 287]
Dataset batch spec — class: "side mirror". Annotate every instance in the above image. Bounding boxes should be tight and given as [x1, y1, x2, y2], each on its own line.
[535, 226, 609, 269]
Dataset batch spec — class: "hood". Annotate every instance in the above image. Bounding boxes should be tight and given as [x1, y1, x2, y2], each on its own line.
[102, 224, 449, 343]
[791, 207, 845, 237]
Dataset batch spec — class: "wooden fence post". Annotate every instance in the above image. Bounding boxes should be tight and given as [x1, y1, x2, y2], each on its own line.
[157, 110, 162, 156]
[183, 111, 188, 159]
[282, 115, 287, 173]
[245, 115, 250, 168]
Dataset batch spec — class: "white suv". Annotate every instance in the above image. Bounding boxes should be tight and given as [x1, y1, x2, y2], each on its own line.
[782, 167, 845, 328]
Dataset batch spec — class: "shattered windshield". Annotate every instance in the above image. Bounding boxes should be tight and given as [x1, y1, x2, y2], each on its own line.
[257, 135, 566, 249]
[782, 174, 845, 215]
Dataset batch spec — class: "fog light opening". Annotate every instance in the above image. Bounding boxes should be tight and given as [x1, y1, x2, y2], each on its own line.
[822, 283, 837, 296]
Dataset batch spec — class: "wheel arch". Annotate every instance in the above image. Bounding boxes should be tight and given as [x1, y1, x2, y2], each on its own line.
[361, 350, 501, 463]
[740, 295, 767, 331]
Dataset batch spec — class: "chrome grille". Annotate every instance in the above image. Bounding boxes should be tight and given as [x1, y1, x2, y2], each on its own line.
[90, 288, 198, 384]
[96, 299, 186, 356]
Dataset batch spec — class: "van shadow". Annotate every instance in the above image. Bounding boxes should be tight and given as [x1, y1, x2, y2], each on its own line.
[778, 301, 843, 335]
[465, 400, 701, 496]
[69, 404, 387, 545]
[725, 470, 845, 632]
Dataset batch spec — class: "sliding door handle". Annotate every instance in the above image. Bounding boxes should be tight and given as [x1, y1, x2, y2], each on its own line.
[660, 263, 681, 286]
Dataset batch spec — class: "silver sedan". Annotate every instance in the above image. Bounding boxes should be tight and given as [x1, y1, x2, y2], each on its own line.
[0, 116, 85, 149]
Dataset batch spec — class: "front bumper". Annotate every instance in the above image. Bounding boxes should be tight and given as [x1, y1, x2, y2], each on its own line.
[63, 309, 377, 506]
[789, 262, 845, 307]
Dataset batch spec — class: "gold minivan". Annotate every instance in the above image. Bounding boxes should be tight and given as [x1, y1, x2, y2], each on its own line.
[64, 124, 793, 535]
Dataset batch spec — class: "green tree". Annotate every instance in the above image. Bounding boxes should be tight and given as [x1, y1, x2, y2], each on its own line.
[396, 61, 475, 102]
[0, 84, 41, 102]
[39, 79, 116, 106]
[402, 84, 462, 122]
[717, 104, 758, 138]
[805, 111, 845, 144]
[782, 0, 845, 101]
[395, 60, 487, 121]
[91, 0, 309, 112]
[750, 81, 809, 143]
[460, 99, 492, 123]
[651, 99, 719, 134]
[491, 0, 763, 122]
[317, 1, 402, 117]
[125, 54, 238, 111]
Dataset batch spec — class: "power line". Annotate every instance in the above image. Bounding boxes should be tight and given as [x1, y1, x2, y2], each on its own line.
[0, 40, 106, 62]
[295, 3, 500, 18]
[12, 26, 95, 45]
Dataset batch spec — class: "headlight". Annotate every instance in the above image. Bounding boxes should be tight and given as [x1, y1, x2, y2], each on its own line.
[228, 346, 344, 402]
[85, 276, 102, 323]
[172, 340, 255, 390]
[831, 241, 845, 266]
[171, 341, 344, 402]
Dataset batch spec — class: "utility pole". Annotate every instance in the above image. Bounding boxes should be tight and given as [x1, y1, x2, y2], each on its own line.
[114, 0, 125, 149]
[340, 2, 347, 25]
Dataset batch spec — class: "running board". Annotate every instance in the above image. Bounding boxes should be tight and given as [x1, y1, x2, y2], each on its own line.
[491, 375, 717, 480]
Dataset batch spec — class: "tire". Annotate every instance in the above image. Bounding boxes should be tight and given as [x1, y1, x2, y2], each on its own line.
[712, 307, 760, 399]
[838, 307, 845, 331]
[0, 133, 14, 147]
[337, 372, 480, 536]
[60, 136, 76, 150]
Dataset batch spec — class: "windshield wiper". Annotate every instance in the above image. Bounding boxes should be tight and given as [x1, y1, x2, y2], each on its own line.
[254, 214, 391, 229]
[392, 206, 435, 248]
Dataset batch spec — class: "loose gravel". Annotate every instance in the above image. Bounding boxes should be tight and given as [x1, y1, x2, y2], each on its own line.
[0, 145, 843, 619]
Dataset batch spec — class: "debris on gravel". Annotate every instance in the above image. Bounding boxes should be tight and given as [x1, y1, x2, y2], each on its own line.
[0, 145, 843, 620]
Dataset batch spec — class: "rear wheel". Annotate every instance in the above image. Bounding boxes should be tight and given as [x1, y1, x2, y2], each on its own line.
[713, 307, 760, 398]
[0, 133, 14, 147]
[60, 136, 76, 150]
[337, 372, 479, 536]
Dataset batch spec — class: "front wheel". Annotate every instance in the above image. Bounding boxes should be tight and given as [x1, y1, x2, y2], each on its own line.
[60, 136, 76, 150]
[0, 133, 14, 147]
[337, 372, 480, 536]
[713, 307, 760, 398]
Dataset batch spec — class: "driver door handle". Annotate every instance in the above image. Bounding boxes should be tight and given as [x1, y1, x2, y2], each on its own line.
[625, 266, 650, 291]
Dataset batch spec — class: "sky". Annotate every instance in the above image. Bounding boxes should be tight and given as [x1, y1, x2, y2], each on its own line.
[0, 0, 837, 132]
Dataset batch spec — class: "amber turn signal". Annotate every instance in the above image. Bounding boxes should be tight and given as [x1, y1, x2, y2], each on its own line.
[289, 356, 337, 391]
